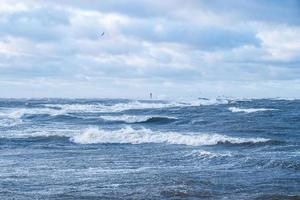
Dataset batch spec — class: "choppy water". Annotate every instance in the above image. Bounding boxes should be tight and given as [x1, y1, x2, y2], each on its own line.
[0, 98, 299, 199]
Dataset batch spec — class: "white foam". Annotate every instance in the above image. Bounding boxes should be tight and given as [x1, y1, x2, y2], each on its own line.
[0, 109, 26, 126]
[44, 101, 180, 113]
[189, 98, 229, 106]
[43, 99, 230, 113]
[229, 107, 275, 113]
[0, 108, 66, 119]
[0, 109, 26, 119]
[187, 150, 233, 158]
[0, 118, 22, 127]
[0, 128, 77, 139]
[100, 115, 149, 123]
[71, 126, 269, 146]
[99, 115, 177, 123]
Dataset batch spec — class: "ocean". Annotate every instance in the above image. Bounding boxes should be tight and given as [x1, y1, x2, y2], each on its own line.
[0, 98, 299, 199]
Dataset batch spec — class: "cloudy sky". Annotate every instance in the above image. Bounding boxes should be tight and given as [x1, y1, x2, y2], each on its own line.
[0, 0, 300, 99]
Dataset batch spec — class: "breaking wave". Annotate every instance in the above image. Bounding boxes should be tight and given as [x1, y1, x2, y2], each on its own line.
[0, 98, 229, 124]
[99, 115, 177, 123]
[43, 98, 229, 113]
[70, 126, 269, 146]
[0, 109, 25, 127]
[228, 107, 276, 113]
[44, 101, 182, 113]
[0, 108, 65, 119]
[0, 109, 26, 120]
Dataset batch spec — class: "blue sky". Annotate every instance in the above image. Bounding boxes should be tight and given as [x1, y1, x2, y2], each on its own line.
[0, 0, 300, 99]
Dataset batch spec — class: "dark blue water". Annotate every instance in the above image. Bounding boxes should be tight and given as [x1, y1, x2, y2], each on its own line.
[0, 98, 299, 199]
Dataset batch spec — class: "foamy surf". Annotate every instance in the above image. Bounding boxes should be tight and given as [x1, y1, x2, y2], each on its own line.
[42, 98, 230, 113]
[70, 126, 269, 146]
[0, 109, 26, 119]
[0, 108, 66, 120]
[99, 115, 177, 123]
[0, 98, 297, 200]
[229, 107, 276, 113]
[44, 101, 182, 113]
[189, 98, 229, 106]
[186, 150, 234, 159]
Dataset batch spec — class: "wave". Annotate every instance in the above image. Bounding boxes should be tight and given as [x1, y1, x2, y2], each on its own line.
[0, 128, 77, 139]
[186, 150, 234, 159]
[191, 98, 229, 106]
[0, 118, 22, 127]
[44, 101, 182, 113]
[43, 99, 229, 113]
[0, 108, 66, 120]
[99, 115, 177, 123]
[228, 107, 276, 113]
[0, 98, 229, 123]
[0, 108, 176, 125]
[70, 126, 270, 146]
[0, 109, 24, 127]
[0, 109, 26, 119]
[0, 103, 176, 120]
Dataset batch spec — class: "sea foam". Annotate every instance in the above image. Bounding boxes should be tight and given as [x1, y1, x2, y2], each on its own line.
[99, 115, 177, 123]
[43, 98, 229, 113]
[71, 126, 269, 146]
[187, 150, 234, 158]
[44, 101, 181, 113]
[0, 108, 66, 120]
[229, 107, 275, 113]
[0, 99, 229, 122]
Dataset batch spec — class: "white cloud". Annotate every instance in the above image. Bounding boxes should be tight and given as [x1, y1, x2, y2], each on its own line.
[256, 24, 300, 61]
[0, 0, 300, 99]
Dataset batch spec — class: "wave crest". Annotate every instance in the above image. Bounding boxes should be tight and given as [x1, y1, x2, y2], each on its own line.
[43, 99, 229, 113]
[229, 107, 275, 113]
[0, 98, 229, 124]
[44, 101, 181, 113]
[71, 126, 269, 146]
[99, 115, 177, 123]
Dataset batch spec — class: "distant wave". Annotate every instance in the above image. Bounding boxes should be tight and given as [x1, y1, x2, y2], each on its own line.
[70, 126, 269, 146]
[0, 99, 229, 123]
[44, 101, 181, 113]
[0, 109, 26, 119]
[228, 107, 276, 113]
[0, 108, 65, 120]
[99, 115, 177, 123]
[188, 98, 229, 106]
[0, 109, 24, 127]
[43, 99, 229, 113]
[0, 107, 177, 125]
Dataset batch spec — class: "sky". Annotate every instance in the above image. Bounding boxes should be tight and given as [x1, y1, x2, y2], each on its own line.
[0, 0, 300, 100]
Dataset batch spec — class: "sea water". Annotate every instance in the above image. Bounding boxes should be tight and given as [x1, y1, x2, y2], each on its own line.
[0, 98, 299, 199]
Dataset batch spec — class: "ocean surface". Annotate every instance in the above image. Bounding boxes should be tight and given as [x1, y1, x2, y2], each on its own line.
[0, 98, 299, 200]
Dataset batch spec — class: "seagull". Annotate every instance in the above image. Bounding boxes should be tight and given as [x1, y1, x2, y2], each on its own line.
[101, 32, 105, 37]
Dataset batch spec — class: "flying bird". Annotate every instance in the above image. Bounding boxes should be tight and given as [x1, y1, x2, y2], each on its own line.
[101, 32, 105, 37]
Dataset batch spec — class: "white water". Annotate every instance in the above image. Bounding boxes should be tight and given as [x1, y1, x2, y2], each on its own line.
[187, 150, 234, 158]
[0, 98, 229, 124]
[0, 108, 65, 119]
[43, 99, 229, 113]
[44, 101, 182, 113]
[99, 115, 177, 123]
[229, 107, 275, 113]
[71, 126, 269, 146]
